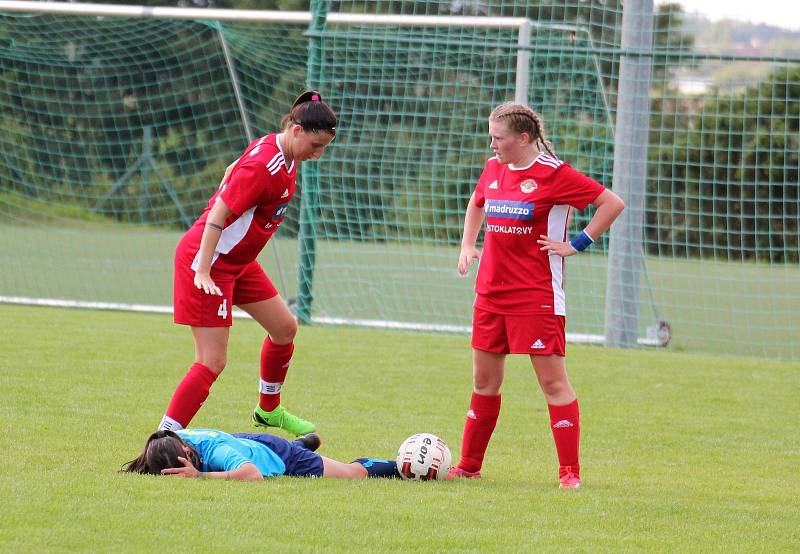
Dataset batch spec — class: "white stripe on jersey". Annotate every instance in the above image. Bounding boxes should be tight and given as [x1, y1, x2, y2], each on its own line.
[216, 206, 256, 254]
[190, 206, 256, 271]
[266, 152, 282, 166]
[267, 153, 284, 175]
[267, 154, 283, 175]
[537, 153, 564, 169]
[547, 204, 570, 315]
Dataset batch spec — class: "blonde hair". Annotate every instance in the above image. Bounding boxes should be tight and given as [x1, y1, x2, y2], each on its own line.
[489, 102, 557, 158]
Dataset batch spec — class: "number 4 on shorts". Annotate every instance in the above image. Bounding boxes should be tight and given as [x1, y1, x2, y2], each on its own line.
[217, 299, 228, 319]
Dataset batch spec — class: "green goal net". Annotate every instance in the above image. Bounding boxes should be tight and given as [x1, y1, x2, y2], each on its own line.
[1, 1, 798, 360]
[0, 10, 309, 304]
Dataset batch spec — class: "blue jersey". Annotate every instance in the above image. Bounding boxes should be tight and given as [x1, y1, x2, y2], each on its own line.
[176, 429, 286, 477]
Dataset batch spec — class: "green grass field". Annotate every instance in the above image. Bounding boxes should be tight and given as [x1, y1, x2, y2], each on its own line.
[1, 305, 798, 552]
[2, 222, 799, 359]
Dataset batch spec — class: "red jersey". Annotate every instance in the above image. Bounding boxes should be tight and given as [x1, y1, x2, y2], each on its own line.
[177, 133, 296, 275]
[473, 153, 604, 316]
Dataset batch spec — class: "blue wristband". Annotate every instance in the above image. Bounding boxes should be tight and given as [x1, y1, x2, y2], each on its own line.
[569, 230, 594, 253]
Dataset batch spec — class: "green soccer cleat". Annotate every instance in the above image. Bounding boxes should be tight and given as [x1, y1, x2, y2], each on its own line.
[252, 405, 316, 436]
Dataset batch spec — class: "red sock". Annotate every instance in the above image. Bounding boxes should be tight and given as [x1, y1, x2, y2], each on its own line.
[258, 337, 294, 412]
[458, 392, 501, 473]
[548, 398, 580, 476]
[164, 363, 218, 428]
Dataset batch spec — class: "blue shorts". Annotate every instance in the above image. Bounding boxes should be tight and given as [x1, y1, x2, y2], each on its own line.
[232, 433, 324, 478]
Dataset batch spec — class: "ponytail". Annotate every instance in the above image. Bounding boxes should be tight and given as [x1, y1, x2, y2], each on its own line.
[281, 90, 337, 135]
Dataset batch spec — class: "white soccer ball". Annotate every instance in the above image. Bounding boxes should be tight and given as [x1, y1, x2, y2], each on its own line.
[396, 433, 452, 481]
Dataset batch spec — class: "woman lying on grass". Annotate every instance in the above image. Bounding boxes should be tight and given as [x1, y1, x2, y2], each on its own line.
[122, 428, 399, 480]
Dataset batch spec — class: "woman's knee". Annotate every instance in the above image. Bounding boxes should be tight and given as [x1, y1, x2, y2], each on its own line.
[473, 372, 503, 395]
[269, 319, 298, 345]
[472, 354, 504, 395]
[538, 376, 571, 398]
[198, 354, 227, 374]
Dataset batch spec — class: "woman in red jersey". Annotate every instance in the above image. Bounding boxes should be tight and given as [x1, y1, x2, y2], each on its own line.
[450, 102, 625, 488]
[158, 91, 337, 436]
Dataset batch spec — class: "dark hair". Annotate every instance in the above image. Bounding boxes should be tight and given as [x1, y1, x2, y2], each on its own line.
[121, 430, 199, 475]
[490, 102, 557, 157]
[281, 90, 337, 135]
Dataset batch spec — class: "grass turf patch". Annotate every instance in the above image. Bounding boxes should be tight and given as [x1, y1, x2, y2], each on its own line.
[1, 305, 798, 552]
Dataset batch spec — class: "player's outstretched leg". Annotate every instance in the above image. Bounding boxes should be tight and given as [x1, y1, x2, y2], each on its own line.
[352, 458, 401, 478]
[318, 457, 399, 479]
[253, 404, 316, 436]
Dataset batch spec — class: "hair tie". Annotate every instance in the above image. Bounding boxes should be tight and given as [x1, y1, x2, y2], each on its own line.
[311, 94, 320, 101]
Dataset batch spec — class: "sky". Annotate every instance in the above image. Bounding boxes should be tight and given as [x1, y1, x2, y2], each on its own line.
[654, 0, 800, 31]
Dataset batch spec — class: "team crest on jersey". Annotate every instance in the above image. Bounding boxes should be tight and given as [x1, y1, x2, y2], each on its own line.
[520, 179, 538, 193]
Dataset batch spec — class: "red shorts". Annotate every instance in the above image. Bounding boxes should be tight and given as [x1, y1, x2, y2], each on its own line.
[173, 259, 278, 327]
[471, 306, 566, 356]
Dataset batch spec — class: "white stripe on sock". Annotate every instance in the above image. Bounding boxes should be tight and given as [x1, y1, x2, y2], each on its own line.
[158, 415, 183, 431]
[260, 380, 283, 395]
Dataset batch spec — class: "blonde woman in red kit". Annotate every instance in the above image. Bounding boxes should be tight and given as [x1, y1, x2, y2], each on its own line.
[450, 102, 624, 488]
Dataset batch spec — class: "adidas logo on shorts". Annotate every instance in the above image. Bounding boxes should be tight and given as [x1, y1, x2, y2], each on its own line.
[530, 339, 545, 349]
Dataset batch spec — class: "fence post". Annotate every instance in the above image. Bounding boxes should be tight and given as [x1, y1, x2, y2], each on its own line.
[515, 20, 531, 104]
[295, 0, 329, 323]
[604, 0, 653, 347]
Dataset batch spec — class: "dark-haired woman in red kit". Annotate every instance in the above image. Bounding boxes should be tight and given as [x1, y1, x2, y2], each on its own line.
[158, 91, 337, 436]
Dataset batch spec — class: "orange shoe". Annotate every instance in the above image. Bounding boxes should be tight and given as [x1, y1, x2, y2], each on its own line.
[447, 466, 481, 480]
[559, 466, 581, 489]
